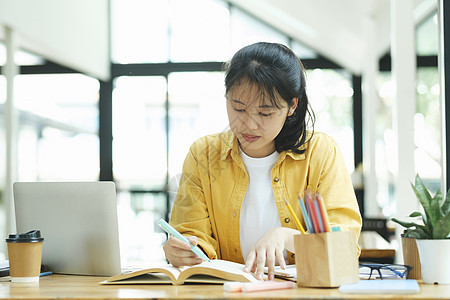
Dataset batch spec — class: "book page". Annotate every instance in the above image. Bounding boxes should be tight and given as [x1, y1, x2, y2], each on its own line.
[178, 260, 258, 284]
[103, 259, 258, 285]
[106, 265, 181, 283]
[101, 273, 175, 285]
[266, 265, 297, 279]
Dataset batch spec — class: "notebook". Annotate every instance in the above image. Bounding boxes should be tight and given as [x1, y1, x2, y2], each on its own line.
[338, 279, 420, 294]
[13, 181, 121, 276]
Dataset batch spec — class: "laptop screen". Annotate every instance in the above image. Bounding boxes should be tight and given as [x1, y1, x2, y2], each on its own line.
[13, 181, 121, 276]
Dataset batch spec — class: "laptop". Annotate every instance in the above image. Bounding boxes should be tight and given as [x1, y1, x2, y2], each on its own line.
[13, 181, 121, 276]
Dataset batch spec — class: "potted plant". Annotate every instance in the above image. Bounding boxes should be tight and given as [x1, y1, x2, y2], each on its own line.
[392, 174, 450, 284]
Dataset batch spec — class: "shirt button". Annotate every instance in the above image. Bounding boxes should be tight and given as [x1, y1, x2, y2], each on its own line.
[235, 249, 237, 253]
[274, 177, 279, 182]
[284, 218, 290, 223]
[233, 211, 236, 217]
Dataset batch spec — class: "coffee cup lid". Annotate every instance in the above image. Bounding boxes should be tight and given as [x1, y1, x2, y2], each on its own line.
[6, 230, 44, 243]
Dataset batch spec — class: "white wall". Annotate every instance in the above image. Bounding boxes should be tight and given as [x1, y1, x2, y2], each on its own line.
[0, 0, 110, 80]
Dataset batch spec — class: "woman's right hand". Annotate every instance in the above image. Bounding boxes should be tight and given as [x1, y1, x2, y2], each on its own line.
[163, 235, 204, 267]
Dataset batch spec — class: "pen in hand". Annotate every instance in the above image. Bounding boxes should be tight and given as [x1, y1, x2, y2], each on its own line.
[158, 219, 211, 262]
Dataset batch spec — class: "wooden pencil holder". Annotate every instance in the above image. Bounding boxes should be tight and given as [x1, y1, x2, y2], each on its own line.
[401, 235, 422, 280]
[294, 231, 359, 287]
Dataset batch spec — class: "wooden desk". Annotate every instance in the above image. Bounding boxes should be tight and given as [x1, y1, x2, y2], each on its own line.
[0, 275, 449, 299]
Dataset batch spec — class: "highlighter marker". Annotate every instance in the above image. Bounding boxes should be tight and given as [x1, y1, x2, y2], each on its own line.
[158, 219, 210, 262]
[223, 282, 244, 292]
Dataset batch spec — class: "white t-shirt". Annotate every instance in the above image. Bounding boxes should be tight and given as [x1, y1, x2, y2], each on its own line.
[239, 148, 281, 261]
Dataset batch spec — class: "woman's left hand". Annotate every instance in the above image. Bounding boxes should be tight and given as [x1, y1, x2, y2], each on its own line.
[243, 227, 299, 280]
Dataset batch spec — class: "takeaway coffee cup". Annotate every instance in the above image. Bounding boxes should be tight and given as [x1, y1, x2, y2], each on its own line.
[6, 230, 44, 283]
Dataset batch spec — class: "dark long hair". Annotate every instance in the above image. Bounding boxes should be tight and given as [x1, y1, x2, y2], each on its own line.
[223, 42, 315, 154]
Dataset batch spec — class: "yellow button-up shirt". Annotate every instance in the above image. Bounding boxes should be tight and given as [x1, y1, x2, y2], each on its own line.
[170, 130, 362, 264]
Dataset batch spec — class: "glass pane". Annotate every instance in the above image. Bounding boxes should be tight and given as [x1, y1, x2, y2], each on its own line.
[306, 69, 355, 173]
[14, 74, 100, 181]
[168, 72, 228, 180]
[15, 74, 99, 132]
[112, 76, 167, 190]
[230, 7, 289, 54]
[0, 43, 44, 66]
[111, 0, 170, 63]
[416, 12, 438, 56]
[375, 71, 395, 216]
[117, 191, 167, 266]
[415, 67, 441, 190]
[375, 67, 441, 217]
[0, 76, 4, 222]
[0, 75, 5, 104]
[21, 128, 99, 181]
[292, 40, 318, 59]
[169, 0, 230, 62]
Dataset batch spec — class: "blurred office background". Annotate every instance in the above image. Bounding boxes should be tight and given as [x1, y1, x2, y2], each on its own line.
[0, 0, 443, 266]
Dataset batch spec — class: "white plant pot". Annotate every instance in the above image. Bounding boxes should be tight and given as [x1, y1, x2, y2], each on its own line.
[416, 239, 450, 284]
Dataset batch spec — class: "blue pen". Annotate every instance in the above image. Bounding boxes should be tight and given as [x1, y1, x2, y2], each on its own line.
[158, 219, 210, 262]
[40, 271, 52, 277]
[298, 195, 313, 233]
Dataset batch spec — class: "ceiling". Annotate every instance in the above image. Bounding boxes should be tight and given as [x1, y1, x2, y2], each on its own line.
[0, 0, 437, 78]
[229, 0, 437, 74]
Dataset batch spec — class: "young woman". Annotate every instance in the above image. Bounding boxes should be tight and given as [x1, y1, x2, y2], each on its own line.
[163, 42, 362, 280]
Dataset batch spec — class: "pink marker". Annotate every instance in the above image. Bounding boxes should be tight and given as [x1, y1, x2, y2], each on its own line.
[224, 281, 295, 293]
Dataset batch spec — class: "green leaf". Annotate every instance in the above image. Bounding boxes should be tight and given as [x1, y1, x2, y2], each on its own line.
[391, 218, 421, 228]
[406, 226, 432, 239]
[411, 175, 432, 218]
[412, 175, 442, 227]
[405, 230, 422, 239]
[433, 213, 450, 239]
[428, 189, 442, 227]
[441, 188, 450, 216]
[405, 226, 432, 239]
[409, 212, 422, 218]
[424, 224, 433, 236]
[416, 225, 433, 239]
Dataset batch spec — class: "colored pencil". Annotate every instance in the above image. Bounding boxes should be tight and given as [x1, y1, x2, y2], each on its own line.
[284, 198, 306, 234]
[305, 191, 320, 233]
[312, 197, 324, 233]
[315, 193, 331, 232]
[297, 193, 313, 233]
[303, 191, 315, 233]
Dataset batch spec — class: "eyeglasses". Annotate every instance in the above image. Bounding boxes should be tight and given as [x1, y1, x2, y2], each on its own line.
[359, 262, 412, 280]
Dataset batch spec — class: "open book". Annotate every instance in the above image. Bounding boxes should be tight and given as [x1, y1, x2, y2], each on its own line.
[101, 260, 259, 285]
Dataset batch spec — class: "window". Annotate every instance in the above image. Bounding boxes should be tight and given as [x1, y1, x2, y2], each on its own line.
[307, 69, 355, 173]
[416, 12, 438, 56]
[0, 43, 44, 66]
[14, 74, 100, 181]
[111, 0, 170, 63]
[415, 12, 440, 190]
[169, 0, 230, 62]
[415, 67, 441, 190]
[168, 71, 228, 179]
[112, 76, 167, 190]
